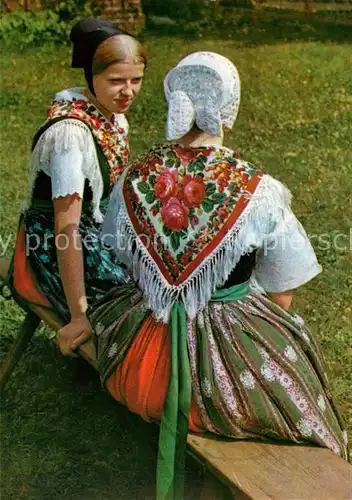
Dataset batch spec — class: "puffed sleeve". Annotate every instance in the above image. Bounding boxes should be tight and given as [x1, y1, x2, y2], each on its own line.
[254, 198, 322, 292]
[31, 118, 97, 200]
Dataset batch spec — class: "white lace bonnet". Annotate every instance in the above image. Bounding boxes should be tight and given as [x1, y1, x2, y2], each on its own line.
[164, 51, 241, 140]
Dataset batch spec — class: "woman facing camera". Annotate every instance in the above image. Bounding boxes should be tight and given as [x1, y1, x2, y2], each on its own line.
[11, 18, 146, 356]
[92, 52, 348, 498]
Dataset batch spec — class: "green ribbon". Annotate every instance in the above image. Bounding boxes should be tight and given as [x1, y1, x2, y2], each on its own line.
[156, 281, 250, 500]
[210, 281, 249, 302]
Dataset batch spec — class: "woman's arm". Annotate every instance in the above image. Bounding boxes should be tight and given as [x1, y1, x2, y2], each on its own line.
[54, 194, 92, 356]
[267, 290, 293, 310]
[54, 194, 86, 317]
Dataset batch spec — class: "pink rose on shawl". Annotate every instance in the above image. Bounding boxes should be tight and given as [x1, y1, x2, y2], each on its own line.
[90, 116, 103, 129]
[182, 176, 206, 208]
[73, 100, 88, 109]
[161, 197, 189, 232]
[155, 168, 178, 201]
[71, 108, 87, 121]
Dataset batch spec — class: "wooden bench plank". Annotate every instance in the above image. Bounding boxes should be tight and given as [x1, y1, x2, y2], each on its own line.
[187, 434, 352, 500]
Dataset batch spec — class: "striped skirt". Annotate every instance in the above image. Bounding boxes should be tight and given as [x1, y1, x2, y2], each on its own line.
[89, 283, 348, 460]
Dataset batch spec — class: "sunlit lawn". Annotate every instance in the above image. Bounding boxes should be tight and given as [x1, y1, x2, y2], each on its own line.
[1, 24, 351, 499]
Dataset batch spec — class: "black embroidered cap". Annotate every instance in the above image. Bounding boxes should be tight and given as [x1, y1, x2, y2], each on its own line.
[70, 18, 126, 69]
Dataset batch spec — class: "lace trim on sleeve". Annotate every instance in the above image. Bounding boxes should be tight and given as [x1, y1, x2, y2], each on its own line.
[24, 119, 104, 222]
[254, 177, 322, 292]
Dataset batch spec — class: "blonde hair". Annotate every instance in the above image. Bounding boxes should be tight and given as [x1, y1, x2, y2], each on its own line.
[92, 34, 147, 74]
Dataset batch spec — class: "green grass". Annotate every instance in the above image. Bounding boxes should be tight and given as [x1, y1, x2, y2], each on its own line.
[1, 25, 352, 499]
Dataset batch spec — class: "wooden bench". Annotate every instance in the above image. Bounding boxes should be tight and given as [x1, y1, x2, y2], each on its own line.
[0, 257, 351, 499]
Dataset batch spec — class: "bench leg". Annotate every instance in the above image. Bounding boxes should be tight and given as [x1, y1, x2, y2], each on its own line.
[200, 471, 234, 500]
[0, 311, 41, 391]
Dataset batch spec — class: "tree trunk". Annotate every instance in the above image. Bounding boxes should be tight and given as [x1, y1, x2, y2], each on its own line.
[303, 0, 313, 14]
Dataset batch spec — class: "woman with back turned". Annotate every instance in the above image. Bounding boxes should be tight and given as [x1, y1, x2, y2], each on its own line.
[92, 51, 348, 499]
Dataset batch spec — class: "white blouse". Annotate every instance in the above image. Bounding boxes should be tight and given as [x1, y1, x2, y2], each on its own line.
[254, 204, 321, 292]
[25, 88, 128, 222]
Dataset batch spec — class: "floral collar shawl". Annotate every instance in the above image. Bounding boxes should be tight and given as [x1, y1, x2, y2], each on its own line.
[112, 144, 263, 321]
[47, 98, 129, 186]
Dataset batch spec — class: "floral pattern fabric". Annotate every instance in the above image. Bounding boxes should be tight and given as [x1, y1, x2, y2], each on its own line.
[124, 144, 261, 285]
[90, 284, 349, 460]
[47, 98, 129, 186]
[24, 206, 129, 323]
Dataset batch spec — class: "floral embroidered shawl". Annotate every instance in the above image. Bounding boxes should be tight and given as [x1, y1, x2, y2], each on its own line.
[104, 144, 266, 321]
[47, 97, 129, 186]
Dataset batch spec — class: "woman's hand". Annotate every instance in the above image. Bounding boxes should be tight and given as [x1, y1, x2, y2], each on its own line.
[57, 314, 93, 357]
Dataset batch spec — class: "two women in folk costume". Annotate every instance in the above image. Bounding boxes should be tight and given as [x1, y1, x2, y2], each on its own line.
[10, 19, 146, 356]
[92, 52, 348, 498]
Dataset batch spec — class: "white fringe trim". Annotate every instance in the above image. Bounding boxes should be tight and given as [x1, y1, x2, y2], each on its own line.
[23, 119, 104, 223]
[106, 174, 291, 322]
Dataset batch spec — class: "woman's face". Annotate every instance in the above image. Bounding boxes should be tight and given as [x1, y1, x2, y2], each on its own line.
[93, 60, 145, 114]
